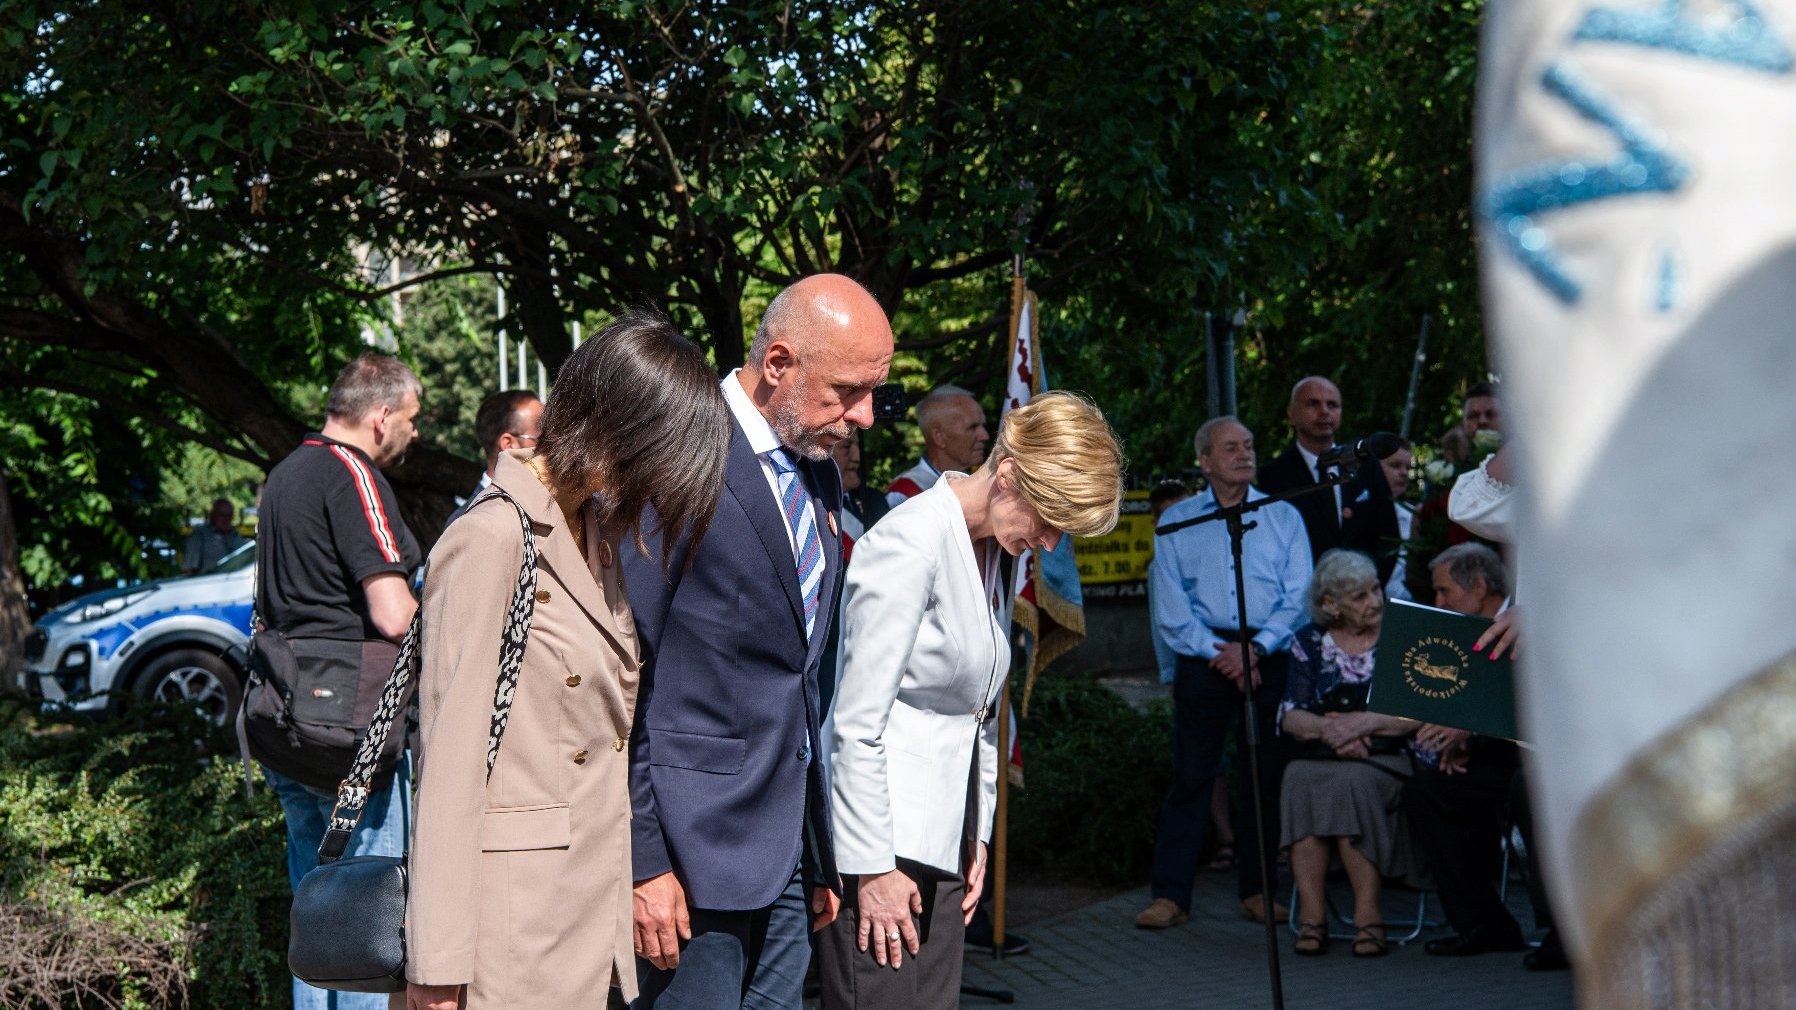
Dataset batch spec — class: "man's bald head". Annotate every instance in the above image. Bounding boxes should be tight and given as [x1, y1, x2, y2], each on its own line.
[748, 274, 888, 368]
[1287, 374, 1342, 454]
[741, 273, 895, 459]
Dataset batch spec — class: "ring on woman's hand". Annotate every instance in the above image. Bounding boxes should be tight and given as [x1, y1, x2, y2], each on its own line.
[887, 929, 901, 941]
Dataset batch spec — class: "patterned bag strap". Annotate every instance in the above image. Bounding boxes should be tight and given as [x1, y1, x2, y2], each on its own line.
[317, 488, 539, 863]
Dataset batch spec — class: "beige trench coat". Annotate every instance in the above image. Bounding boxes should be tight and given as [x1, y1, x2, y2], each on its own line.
[404, 451, 638, 1006]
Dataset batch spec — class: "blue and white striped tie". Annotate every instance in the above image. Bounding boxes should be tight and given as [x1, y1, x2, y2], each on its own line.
[768, 448, 824, 640]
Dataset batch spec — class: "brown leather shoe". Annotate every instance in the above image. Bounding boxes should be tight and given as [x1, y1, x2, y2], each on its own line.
[1237, 894, 1291, 924]
[1134, 898, 1190, 929]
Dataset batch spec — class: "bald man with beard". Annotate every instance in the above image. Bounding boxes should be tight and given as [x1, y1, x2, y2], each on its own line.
[625, 274, 895, 1010]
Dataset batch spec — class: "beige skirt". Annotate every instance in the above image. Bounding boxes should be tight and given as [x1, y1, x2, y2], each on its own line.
[1279, 754, 1430, 889]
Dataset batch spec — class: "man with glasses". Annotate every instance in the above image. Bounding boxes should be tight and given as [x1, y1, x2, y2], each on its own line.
[447, 389, 543, 528]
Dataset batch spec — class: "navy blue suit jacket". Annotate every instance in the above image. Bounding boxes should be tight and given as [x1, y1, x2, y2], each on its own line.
[623, 417, 843, 911]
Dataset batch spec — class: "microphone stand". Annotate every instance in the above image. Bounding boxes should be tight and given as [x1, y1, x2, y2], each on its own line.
[1154, 463, 1363, 1010]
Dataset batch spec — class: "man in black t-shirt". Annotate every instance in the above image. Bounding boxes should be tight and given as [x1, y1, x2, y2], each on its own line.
[257, 352, 424, 1010]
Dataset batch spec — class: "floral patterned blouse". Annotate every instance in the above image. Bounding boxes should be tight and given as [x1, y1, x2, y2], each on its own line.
[1277, 622, 1436, 765]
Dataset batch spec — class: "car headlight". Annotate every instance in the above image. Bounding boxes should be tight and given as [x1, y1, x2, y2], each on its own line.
[75, 587, 156, 624]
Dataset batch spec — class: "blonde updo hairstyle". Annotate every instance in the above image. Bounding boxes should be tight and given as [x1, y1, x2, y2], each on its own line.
[980, 390, 1125, 538]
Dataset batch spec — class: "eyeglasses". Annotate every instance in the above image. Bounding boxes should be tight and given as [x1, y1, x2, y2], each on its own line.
[509, 432, 539, 446]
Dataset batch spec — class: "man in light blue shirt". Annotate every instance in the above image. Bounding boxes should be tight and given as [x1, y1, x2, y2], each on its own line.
[1135, 416, 1313, 931]
[1145, 480, 1193, 686]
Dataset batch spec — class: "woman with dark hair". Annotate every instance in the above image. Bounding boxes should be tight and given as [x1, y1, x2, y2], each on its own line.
[402, 311, 730, 1010]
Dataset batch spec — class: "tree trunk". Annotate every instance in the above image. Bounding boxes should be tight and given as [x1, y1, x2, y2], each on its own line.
[386, 447, 481, 553]
[0, 469, 33, 694]
[695, 275, 747, 376]
[505, 219, 572, 376]
[1, 201, 478, 554]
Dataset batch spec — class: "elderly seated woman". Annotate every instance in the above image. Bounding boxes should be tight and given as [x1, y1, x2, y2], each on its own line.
[1278, 549, 1428, 958]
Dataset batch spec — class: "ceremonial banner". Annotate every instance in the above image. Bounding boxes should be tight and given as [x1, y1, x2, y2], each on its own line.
[1477, 3, 1796, 1005]
[1002, 276, 1086, 715]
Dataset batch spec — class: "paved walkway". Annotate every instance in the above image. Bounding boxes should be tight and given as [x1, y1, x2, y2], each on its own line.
[958, 870, 1576, 1009]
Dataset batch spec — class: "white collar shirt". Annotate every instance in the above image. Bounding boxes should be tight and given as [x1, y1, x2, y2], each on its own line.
[721, 369, 801, 562]
[1296, 442, 1344, 518]
[1149, 485, 1313, 660]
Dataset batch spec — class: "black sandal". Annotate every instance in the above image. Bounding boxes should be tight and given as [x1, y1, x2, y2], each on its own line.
[1294, 921, 1329, 956]
[1352, 923, 1389, 958]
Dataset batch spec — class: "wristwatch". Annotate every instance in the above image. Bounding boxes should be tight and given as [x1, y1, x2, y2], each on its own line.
[1248, 641, 1266, 660]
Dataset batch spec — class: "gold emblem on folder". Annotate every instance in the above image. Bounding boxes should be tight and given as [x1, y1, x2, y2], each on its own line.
[1402, 636, 1473, 700]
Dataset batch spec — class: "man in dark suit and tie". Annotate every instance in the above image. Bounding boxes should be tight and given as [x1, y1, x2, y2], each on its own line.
[624, 274, 895, 1009]
[1257, 375, 1401, 581]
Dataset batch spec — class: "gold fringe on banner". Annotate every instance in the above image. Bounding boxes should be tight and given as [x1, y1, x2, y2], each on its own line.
[1573, 653, 1796, 1009]
[1016, 569, 1087, 717]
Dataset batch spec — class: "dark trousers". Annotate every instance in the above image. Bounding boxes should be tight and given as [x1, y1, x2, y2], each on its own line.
[1509, 765, 1558, 933]
[817, 860, 967, 1010]
[1150, 651, 1288, 910]
[633, 866, 811, 1010]
[1402, 741, 1522, 937]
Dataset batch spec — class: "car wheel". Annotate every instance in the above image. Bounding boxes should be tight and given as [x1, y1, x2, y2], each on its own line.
[133, 648, 243, 727]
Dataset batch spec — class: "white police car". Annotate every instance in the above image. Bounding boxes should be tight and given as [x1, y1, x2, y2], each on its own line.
[23, 542, 256, 725]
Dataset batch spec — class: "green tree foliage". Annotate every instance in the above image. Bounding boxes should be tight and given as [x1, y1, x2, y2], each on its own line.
[1010, 674, 1172, 883]
[1049, 3, 1492, 473]
[0, 699, 291, 1008]
[0, 1, 1492, 608]
[2, 390, 182, 605]
[389, 273, 505, 466]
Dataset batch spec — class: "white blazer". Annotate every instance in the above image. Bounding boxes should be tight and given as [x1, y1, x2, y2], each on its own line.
[826, 476, 1011, 877]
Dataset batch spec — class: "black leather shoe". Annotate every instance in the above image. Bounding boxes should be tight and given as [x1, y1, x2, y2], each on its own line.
[1425, 924, 1529, 956]
[1524, 931, 1570, 971]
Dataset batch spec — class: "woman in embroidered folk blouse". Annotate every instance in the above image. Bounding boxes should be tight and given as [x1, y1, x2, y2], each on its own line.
[1277, 549, 1428, 959]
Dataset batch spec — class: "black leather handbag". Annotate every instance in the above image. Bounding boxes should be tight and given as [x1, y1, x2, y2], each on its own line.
[288, 490, 539, 993]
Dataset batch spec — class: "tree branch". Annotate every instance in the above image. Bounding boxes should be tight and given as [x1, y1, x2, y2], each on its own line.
[318, 262, 514, 301]
[561, 78, 695, 225]
[907, 250, 1009, 286]
[0, 370, 270, 467]
[0, 307, 124, 353]
[895, 316, 1001, 352]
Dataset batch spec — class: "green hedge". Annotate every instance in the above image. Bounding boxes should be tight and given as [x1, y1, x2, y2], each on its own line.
[1009, 675, 1174, 884]
[0, 698, 290, 1009]
[0, 675, 1181, 1006]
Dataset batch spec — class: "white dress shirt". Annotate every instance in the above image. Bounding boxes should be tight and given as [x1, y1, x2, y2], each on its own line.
[1296, 443, 1344, 519]
[1386, 501, 1416, 602]
[721, 369, 801, 563]
[1149, 485, 1313, 659]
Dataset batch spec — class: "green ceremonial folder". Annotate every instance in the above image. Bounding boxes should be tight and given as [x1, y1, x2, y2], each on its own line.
[1368, 599, 1521, 742]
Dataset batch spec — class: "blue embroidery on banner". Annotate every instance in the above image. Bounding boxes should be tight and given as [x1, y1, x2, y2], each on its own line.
[1574, 1, 1793, 73]
[1477, 62, 1690, 304]
[1655, 248, 1680, 312]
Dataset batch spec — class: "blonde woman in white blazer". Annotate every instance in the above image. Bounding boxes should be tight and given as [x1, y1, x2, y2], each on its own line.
[820, 391, 1124, 1009]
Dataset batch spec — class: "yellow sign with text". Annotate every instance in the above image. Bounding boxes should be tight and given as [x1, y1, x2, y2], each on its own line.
[1075, 490, 1155, 585]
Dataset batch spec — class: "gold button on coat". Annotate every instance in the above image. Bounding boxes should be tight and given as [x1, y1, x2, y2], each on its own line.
[535, 589, 551, 604]
[613, 736, 626, 752]
[565, 674, 581, 687]
[572, 749, 589, 764]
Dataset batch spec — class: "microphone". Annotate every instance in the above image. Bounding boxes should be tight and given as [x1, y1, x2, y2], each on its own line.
[1316, 432, 1402, 472]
